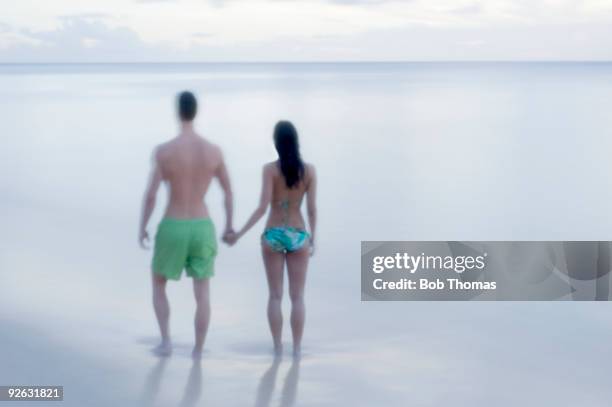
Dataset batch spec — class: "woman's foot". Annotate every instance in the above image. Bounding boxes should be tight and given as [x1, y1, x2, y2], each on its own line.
[273, 342, 283, 357]
[152, 338, 172, 357]
[192, 346, 204, 360]
[292, 344, 301, 359]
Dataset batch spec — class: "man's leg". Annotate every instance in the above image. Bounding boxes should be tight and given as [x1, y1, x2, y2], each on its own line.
[152, 272, 172, 356]
[192, 278, 211, 358]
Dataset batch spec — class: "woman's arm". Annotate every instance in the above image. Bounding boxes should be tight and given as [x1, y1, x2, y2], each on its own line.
[306, 165, 317, 254]
[234, 165, 273, 241]
[139, 149, 162, 249]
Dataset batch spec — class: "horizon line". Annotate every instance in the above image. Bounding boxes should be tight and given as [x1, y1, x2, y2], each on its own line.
[1, 60, 611, 65]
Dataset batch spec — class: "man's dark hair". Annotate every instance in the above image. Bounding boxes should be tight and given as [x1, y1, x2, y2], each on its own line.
[178, 91, 197, 121]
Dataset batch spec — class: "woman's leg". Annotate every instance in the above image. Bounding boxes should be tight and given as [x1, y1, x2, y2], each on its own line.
[152, 272, 171, 355]
[286, 246, 309, 356]
[192, 277, 211, 358]
[262, 244, 286, 354]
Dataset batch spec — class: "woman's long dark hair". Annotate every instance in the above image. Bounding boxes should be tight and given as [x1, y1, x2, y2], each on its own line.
[274, 121, 304, 189]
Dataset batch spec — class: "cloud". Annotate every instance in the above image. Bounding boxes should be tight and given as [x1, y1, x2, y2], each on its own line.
[0, 16, 154, 62]
[1, 1, 612, 61]
[328, 0, 399, 4]
[27, 16, 141, 47]
[449, 3, 483, 15]
[0, 26, 44, 50]
[58, 13, 111, 20]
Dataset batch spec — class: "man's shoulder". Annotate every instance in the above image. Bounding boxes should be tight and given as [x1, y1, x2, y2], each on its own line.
[207, 140, 223, 157]
[195, 135, 222, 156]
[152, 140, 174, 160]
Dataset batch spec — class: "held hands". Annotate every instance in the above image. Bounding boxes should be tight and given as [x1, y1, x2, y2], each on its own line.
[222, 228, 240, 246]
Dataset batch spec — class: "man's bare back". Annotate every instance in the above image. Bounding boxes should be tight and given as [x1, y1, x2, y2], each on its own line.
[156, 131, 224, 219]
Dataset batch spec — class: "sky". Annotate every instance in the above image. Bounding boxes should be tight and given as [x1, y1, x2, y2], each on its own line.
[1, 0, 611, 62]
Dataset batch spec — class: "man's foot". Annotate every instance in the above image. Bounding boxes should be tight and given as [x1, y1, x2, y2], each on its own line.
[292, 345, 302, 359]
[152, 339, 172, 357]
[191, 346, 204, 360]
[273, 342, 283, 357]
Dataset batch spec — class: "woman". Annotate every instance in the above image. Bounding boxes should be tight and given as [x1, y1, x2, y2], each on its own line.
[228, 121, 317, 357]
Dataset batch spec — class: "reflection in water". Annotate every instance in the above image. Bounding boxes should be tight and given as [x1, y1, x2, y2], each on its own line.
[141, 357, 168, 406]
[180, 360, 203, 407]
[254, 357, 281, 407]
[140, 358, 204, 407]
[255, 356, 301, 407]
[280, 359, 301, 407]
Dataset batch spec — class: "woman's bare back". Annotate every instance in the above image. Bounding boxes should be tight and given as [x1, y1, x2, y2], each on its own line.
[265, 162, 314, 230]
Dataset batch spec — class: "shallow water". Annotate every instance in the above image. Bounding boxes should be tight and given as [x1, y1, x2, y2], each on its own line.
[2, 62, 612, 406]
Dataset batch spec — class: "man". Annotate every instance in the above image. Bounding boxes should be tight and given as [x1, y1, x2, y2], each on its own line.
[139, 91, 234, 358]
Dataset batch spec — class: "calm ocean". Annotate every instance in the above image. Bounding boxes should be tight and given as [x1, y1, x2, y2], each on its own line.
[1, 62, 612, 406]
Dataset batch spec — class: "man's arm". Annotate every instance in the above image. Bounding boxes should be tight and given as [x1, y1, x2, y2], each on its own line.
[306, 165, 317, 255]
[139, 150, 162, 249]
[215, 154, 234, 236]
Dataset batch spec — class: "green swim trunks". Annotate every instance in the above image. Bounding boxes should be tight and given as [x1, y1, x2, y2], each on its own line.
[152, 218, 217, 280]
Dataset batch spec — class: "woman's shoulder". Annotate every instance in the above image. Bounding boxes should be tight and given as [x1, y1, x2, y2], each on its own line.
[263, 161, 278, 170]
[262, 161, 280, 177]
[304, 162, 316, 177]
